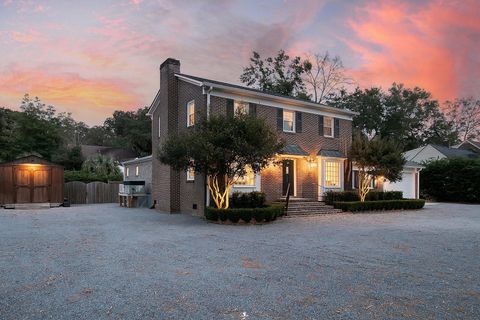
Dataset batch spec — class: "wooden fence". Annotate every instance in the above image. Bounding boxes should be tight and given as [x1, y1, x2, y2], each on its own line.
[64, 181, 120, 204]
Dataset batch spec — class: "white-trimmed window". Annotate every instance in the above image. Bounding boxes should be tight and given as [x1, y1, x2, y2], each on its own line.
[325, 160, 340, 187]
[126, 167, 129, 177]
[158, 116, 161, 137]
[324, 117, 333, 137]
[186, 162, 195, 181]
[234, 100, 249, 115]
[135, 166, 139, 177]
[187, 100, 195, 127]
[283, 110, 295, 132]
[234, 166, 255, 186]
[352, 170, 375, 189]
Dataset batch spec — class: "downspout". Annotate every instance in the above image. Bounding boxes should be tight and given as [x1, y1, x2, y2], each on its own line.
[204, 86, 213, 208]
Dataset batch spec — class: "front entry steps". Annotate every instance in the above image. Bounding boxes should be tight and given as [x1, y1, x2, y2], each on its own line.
[278, 198, 343, 216]
[3, 203, 54, 210]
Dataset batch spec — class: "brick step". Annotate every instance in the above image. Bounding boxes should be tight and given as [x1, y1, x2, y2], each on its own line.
[287, 203, 329, 208]
[285, 210, 343, 217]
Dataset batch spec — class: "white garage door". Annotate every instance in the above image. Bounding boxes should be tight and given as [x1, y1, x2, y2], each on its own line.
[383, 171, 416, 199]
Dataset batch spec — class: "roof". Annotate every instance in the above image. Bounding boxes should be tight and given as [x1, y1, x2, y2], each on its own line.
[175, 73, 358, 118]
[0, 154, 62, 167]
[431, 144, 478, 159]
[317, 149, 345, 158]
[122, 155, 152, 165]
[404, 160, 424, 168]
[457, 140, 480, 151]
[279, 144, 309, 156]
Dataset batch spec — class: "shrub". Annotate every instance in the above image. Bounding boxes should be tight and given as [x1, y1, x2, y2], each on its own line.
[230, 191, 266, 208]
[333, 199, 425, 212]
[324, 190, 403, 205]
[421, 158, 480, 203]
[64, 170, 122, 183]
[204, 204, 284, 223]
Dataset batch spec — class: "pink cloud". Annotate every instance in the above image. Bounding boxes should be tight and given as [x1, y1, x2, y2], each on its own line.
[345, 0, 480, 102]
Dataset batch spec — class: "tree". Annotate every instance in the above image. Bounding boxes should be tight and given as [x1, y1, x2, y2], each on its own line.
[103, 107, 151, 155]
[328, 84, 458, 150]
[158, 113, 284, 208]
[303, 52, 353, 104]
[240, 50, 308, 98]
[81, 154, 121, 176]
[350, 134, 405, 202]
[444, 97, 480, 141]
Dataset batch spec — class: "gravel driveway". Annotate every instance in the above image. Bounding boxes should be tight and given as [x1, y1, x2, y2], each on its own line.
[1, 202, 479, 319]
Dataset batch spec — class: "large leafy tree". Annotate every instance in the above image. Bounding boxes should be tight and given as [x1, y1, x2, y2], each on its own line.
[103, 107, 151, 155]
[350, 134, 405, 202]
[158, 114, 284, 209]
[240, 50, 309, 99]
[328, 83, 458, 149]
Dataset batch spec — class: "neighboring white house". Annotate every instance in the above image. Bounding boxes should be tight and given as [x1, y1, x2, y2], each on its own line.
[122, 155, 152, 193]
[404, 144, 478, 163]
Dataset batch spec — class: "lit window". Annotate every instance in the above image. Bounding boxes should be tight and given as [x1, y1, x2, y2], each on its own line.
[186, 160, 195, 181]
[187, 100, 195, 127]
[235, 166, 255, 186]
[135, 166, 139, 176]
[283, 110, 295, 132]
[325, 160, 340, 187]
[126, 167, 129, 177]
[158, 116, 161, 137]
[234, 100, 249, 115]
[324, 117, 333, 137]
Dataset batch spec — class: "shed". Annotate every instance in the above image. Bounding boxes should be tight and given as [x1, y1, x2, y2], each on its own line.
[0, 155, 64, 208]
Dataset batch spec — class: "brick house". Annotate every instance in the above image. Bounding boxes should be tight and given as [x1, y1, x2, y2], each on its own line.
[148, 58, 357, 215]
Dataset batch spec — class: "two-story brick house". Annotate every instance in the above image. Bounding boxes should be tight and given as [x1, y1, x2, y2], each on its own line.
[148, 58, 357, 214]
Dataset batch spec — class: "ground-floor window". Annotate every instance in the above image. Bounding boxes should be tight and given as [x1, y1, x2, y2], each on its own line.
[352, 169, 375, 189]
[325, 160, 340, 187]
[234, 166, 255, 186]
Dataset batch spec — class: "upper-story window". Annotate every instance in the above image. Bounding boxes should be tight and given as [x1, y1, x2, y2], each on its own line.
[126, 167, 130, 177]
[187, 100, 195, 127]
[186, 167, 195, 181]
[324, 116, 333, 137]
[283, 110, 295, 132]
[158, 116, 161, 137]
[234, 100, 249, 115]
[135, 166, 139, 177]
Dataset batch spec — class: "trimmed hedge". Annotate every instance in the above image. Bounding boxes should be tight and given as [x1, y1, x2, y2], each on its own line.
[324, 190, 403, 205]
[64, 170, 123, 183]
[333, 199, 425, 212]
[420, 158, 480, 203]
[205, 204, 285, 223]
[230, 191, 266, 208]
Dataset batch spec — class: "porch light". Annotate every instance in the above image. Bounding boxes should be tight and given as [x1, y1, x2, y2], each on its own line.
[305, 156, 317, 169]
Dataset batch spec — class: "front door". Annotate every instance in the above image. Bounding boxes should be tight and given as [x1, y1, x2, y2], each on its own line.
[14, 166, 51, 203]
[282, 159, 295, 196]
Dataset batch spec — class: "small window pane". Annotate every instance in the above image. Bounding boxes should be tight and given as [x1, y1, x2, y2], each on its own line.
[235, 166, 255, 186]
[187, 101, 195, 127]
[234, 101, 248, 115]
[158, 116, 161, 137]
[135, 166, 139, 176]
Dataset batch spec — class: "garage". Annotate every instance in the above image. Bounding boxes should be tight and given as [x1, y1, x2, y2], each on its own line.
[383, 161, 423, 199]
[0, 155, 64, 208]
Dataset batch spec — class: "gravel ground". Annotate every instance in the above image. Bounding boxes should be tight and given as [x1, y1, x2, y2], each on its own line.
[0, 202, 479, 319]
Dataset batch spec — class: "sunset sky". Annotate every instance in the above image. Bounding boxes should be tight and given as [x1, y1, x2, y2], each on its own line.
[1, 0, 479, 125]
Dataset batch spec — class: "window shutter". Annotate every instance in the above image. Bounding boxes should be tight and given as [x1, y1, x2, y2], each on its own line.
[277, 108, 283, 130]
[318, 115, 324, 136]
[296, 112, 302, 133]
[226, 99, 234, 118]
[334, 118, 340, 138]
[249, 103, 257, 117]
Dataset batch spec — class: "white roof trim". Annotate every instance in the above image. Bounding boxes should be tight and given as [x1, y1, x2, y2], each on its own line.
[122, 155, 152, 165]
[175, 74, 203, 86]
[211, 89, 354, 121]
[147, 89, 161, 116]
[458, 140, 480, 151]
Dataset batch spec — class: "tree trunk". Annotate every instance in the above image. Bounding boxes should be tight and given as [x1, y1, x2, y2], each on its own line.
[207, 174, 233, 209]
[358, 171, 371, 202]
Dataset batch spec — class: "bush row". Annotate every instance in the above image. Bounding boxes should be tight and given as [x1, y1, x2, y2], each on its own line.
[324, 190, 403, 205]
[64, 170, 123, 183]
[333, 199, 425, 212]
[231, 191, 266, 208]
[205, 204, 285, 223]
[420, 157, 480, 203]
